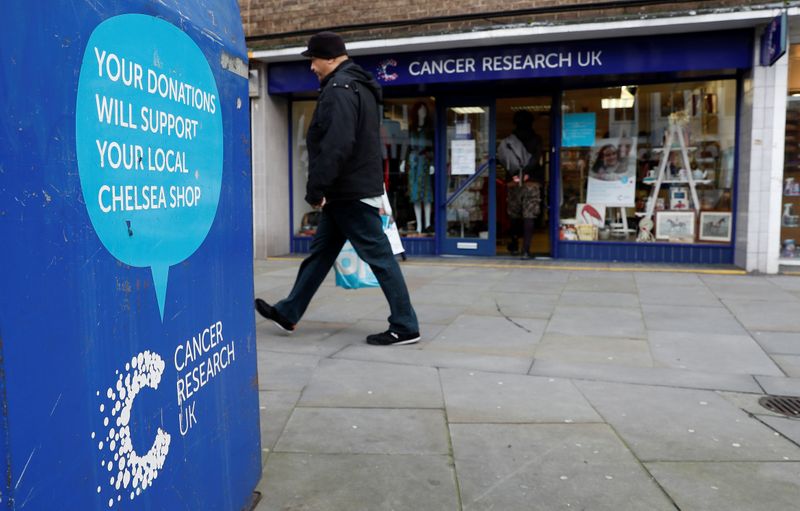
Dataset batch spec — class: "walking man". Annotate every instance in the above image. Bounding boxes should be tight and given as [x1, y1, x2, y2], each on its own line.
[255, 32, 420, 346]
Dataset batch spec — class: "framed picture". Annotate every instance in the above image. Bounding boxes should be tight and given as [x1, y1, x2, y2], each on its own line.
[655, 211, 695, 241]
[698, 211, 732, 242]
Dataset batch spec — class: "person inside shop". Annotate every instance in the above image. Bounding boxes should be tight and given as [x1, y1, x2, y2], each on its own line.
[400, 102, 434, 234]
[498, 110, 544, 258]
[254, 31, 420, 346]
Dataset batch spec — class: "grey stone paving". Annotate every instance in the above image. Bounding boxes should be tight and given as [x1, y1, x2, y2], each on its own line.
[253, 259, 800, 511]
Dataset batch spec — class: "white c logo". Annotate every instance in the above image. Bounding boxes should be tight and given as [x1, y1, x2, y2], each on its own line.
[94, 351, 171, 507]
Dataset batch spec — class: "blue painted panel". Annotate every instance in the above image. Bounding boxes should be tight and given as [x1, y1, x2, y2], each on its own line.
[269, 29, 753, 94]
[558, 241, 733, 265]
[0, 2, 260, 510]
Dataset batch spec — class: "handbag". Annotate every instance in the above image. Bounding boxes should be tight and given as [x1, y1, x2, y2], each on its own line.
[334, 241, 379, 289]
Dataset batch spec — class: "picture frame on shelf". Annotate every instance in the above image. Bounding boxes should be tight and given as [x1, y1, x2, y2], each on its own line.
[655, 211, 696, 241]
[698, 211, 732, 242]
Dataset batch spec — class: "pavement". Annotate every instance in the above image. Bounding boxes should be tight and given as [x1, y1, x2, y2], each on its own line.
[251, 256, 800, 511]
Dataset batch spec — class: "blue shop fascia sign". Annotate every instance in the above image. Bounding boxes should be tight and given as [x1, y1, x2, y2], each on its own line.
[269, 29, 753, 94]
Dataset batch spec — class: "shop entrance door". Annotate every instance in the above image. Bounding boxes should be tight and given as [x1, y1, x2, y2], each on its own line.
[438, 103, 496, 256]
[495, 97, 553, 258]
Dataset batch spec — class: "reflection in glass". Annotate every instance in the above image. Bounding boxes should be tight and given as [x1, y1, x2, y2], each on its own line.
[445, 107, 490, 239]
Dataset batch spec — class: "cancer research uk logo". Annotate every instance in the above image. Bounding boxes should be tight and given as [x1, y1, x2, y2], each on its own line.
[93, 352, 170, 508]
[376, 59, 398, 82]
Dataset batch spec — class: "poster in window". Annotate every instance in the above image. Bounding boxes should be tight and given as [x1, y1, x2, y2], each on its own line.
[451, 139, 476, 175]
[586, 137, 637, 206]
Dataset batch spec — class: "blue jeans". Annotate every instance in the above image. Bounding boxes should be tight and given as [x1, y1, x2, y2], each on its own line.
[274, 200, 419, 335]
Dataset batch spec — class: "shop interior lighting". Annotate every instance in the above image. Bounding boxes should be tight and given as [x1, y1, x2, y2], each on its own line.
[451, 107, 486, 114]
[601, 86, 635, 109]
[511, 105, 552, 112]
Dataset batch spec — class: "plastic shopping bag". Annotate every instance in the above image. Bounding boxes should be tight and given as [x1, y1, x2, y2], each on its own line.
[334, 241, 379, 289]
[380, 189, 405, 256]
[381, 215, 405, 256]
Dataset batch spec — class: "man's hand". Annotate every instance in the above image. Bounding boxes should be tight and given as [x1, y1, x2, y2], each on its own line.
[312, 197, 326, 209]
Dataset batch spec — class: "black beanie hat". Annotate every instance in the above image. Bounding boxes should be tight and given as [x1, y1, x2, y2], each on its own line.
[301, 31, 347, 59]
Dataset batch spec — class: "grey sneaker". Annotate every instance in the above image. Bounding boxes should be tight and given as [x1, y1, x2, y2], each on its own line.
[366, 330, 420, 346]
[255, 299, 295, 332]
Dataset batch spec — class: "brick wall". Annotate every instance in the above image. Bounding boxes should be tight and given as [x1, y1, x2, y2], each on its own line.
[239, 0, 774, 50]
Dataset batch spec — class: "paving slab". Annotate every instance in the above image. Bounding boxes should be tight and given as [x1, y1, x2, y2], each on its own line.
[302, 291, 388, 323]
[772, 354, 800, 377]
[642, 303, 747, 336]
[716, 391, 785, 418]
[564, 275, 639, 294]
[430, 267, 510, 286]
[638, 284, 723, 307]
[430, 314, 545, 356]
[547, 305, 646, 339]
[648, 330, 783, 375]
[465, 291, 558, 319]
[531, 359, 762, 392]
[440, 368, 602, 423]
[534, 333, 653, 367]
[575, 380, 800, 461]
[412, 303, 468, 324]
[758, 415, 800, 445]
[412, 282, 500, 305]
[256, 351, 320, 391]
[256, 453, 459, 511]
[297, 358, 443, 408]
[490, 271, 568, 294]
[558, 290, 640, 308]
[275, 408, 449, 455]
[298, 318, 444, 348]
[450, 423, 676, 511]
[766, 275, 800, 291]
[645, 461, 800, 511]
[634, 271, 706, 287]
[255, 320, 350, 357]
[258, 391, 300, 454]
[750, 330, 800, 355]
[722, 299, 800, 332]
[700, 274, 800, 302]
[754, 375, 800, 397]
[335, 345, 533, 374]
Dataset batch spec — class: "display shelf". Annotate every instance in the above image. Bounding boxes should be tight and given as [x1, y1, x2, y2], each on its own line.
[652, 146, 697, 152]
[778, 258, 800, 266]
[643, 179, 712, 185]
[639, 119, 704, 219]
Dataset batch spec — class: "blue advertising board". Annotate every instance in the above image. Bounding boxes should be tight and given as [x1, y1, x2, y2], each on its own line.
[269, 29, 754, 94]
[0, 1, 260, 509]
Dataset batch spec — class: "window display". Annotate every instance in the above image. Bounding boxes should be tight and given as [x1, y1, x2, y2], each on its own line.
[783, 101, 800, 258]
[291, 101, 317, 236]
[559, 80, 736, 244]
[291, 98, 437, 238]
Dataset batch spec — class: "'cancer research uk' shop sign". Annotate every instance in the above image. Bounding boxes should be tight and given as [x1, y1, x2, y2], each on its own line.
[268, 29, 754, 93]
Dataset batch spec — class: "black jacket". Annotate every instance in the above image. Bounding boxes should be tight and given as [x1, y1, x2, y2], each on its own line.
[304, 60, 384, 205]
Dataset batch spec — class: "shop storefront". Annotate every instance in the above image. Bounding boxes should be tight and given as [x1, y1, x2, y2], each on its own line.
[254, 19, 789, 267]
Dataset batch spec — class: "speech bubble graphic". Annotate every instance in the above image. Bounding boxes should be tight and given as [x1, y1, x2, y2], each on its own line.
[76, 14, 223, 320]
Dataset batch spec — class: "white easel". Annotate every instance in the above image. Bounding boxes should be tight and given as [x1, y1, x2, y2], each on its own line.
[637, 114, 712, 221]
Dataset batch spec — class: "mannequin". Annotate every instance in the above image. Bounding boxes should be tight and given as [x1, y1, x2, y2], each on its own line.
[401, 103, 434, 233]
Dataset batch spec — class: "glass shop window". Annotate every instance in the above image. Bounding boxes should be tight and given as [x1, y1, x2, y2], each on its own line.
[559, 80, 737, 244]
[291, 98, 437, 238]
[382, 98, 436, 237]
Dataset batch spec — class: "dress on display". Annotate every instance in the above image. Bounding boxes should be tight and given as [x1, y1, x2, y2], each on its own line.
[407, 130, 433, 204]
